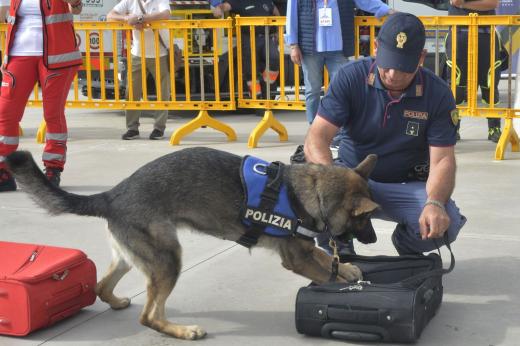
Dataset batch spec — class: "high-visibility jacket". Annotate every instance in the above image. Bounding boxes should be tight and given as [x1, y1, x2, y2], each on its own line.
[4, 0, 82, 69]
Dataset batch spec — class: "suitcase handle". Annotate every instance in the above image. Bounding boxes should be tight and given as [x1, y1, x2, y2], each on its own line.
[0, 317, 10, 326]
[322, 322, 389, 342]
[52, 270, 69, 281]
[327, 307, 386, 324]
[400, 233, 455, 287]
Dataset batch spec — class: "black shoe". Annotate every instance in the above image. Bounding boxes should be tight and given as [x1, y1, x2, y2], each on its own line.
[149, 129, 164, 140]
[488, 127, 501, 143]
[0, 168, 16, 192]
[391, 224, 421, 256]
[44, 167, 61, 187]
[338, 241, 357, 263]
[122, 129, 140, 140]
[290, 145, 306, 164]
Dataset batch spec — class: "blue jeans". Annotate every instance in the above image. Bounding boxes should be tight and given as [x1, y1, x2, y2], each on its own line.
[301, 51, 349, 124]
[317, 159, 467, 254]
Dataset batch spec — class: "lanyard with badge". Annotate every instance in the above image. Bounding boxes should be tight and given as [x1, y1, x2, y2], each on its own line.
[318, 0, 332, 27]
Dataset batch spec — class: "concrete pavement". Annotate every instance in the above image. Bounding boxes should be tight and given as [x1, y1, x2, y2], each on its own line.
[1, 108, 519, 346]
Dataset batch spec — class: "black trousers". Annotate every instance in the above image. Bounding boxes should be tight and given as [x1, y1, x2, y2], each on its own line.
[445, 30, 504, 128]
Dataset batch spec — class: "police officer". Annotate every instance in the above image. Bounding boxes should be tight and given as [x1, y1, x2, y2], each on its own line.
[445, 0, 506, 142]
[304, 13, 466, 256]
[212, 0, 280, 98]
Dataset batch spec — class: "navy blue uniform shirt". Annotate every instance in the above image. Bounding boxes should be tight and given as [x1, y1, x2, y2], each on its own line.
[318, 57, 457, 183]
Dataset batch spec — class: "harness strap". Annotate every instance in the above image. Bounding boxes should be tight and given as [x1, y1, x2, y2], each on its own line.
[237, 161, 286, 248]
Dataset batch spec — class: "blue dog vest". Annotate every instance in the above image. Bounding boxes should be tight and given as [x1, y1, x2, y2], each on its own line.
[241, 156, 298, 237]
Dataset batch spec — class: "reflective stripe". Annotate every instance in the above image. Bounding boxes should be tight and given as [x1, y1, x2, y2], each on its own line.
[42, 153, 65, 161]
[47, 51, 82, 65]
[6, 15, 15, 25]
[0, 135, 19, 145]
[46, 132, 68, 141]
[45, 13, 73, 25]
[296, 226, 320, 239]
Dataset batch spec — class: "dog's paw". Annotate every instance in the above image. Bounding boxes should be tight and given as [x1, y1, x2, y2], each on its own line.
[182, 325, 207, 340]
[337, 262, 363, 283]
[109, 297, 131, 310]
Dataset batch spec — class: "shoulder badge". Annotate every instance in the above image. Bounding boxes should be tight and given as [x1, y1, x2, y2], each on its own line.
[450, 109, 459, 126]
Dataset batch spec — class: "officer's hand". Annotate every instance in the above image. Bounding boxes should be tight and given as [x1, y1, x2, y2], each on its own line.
[419, 204, 451, 240]
[290, 45, 302, 66]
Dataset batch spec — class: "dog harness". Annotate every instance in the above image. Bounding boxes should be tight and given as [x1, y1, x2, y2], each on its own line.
[238, 156, 320, 248]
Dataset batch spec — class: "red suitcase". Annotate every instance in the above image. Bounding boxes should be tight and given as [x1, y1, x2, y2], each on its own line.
[0, 241, 97, 336]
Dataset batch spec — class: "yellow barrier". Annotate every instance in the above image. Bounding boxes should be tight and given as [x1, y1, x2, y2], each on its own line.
[1, 15, 518, 158]
[1, 19, 238, 144]
[354, 15, 519, 160]
[234, 16, 294, 148]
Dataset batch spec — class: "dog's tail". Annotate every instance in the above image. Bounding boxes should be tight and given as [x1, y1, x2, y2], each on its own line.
[6, 151, 108, 218]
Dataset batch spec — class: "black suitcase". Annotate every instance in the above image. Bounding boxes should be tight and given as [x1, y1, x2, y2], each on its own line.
[295, 249, 454, 343]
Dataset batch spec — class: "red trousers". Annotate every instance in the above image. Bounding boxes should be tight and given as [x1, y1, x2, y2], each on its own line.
[0, 56, 78, 170]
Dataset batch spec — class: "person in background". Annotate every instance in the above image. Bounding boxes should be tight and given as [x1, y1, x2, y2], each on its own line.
[212, 0, 280, 99]
[285, 0, 394, 125]
[0, 0, 83, 192]
[445, 0, 506, 143]
[304, 13, 466, 256]
[107, 0, 171, 140]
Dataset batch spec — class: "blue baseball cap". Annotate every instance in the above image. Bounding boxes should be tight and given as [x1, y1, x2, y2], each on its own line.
[376, 13, 426, 73]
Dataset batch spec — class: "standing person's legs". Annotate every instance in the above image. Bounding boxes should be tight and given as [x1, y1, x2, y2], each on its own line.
[301, 53, 325, 124]
[477, 32, 502, 141]
[146, 56, 170, 136]
[124, 55, 144, 137]
[369, 180, 467, 254]
[324, 52, 350, 147]
[260, 34, 280, 89]
[241, 33, 260, 97]
[39, 59, 78, 172]
[445, 31, 469, 105]
[0, 57, 39, 191]
[323, 51, 349, 82]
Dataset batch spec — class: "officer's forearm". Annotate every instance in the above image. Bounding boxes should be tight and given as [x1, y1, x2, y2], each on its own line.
[303, 116, 337, 165]
[426, 151, 456, 204]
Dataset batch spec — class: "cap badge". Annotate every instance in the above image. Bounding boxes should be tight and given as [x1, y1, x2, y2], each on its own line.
[396, 32, 407, 49]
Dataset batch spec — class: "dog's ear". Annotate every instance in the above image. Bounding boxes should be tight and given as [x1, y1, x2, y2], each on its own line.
[353, 196, 379, 216]
[354, 154, 377, 180]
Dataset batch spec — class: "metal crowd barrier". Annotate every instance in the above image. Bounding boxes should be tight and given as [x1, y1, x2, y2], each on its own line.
[1, 19, 238, 145]
[354, 15, 519, 160]
[1, 14, 519, 159]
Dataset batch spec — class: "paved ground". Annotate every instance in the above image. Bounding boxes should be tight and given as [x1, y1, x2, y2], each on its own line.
[1, 107, 519, 346]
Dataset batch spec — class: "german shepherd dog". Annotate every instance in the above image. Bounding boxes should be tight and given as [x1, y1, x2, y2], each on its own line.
[6, 147, 378, 340]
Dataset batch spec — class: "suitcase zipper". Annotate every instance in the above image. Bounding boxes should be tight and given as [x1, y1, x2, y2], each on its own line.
[12, 246, 44, 274]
